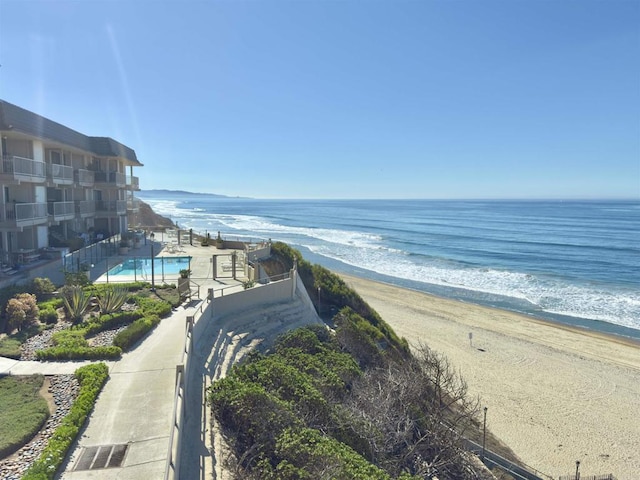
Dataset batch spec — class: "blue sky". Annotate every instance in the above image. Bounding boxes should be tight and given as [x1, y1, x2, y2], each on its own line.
[1, 0, 638, 199]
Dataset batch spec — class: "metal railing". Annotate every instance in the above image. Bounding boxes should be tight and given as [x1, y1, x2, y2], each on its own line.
[76, 168, 95, 186]
[94, 170, 126, 187]
[14, 202, 48, 223]
[1, 155, 46, 180]
[48, 163, 74, 183]
[50, 201, 75, 220]
[126, 175, 140, 190]
[77, 200, 96, 217]
[95, 199, 127, 215]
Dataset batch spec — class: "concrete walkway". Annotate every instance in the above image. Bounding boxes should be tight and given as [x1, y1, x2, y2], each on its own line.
[60, 297, 204, 479]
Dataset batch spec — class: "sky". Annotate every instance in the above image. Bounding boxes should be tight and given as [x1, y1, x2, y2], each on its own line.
[0, 0, 638, 200]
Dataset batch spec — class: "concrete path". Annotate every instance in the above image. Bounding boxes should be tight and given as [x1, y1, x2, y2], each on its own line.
[59, 296, 203, 479]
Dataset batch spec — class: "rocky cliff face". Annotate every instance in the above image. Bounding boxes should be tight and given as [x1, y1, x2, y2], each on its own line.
[133, 200, 176, 229]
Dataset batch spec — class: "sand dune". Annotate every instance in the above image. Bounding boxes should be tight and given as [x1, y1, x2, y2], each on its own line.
[340, 274, 640, 480]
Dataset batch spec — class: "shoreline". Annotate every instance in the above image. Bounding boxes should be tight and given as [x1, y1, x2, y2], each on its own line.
[338, 273, 640, 479]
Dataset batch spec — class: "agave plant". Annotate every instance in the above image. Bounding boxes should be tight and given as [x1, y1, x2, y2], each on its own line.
[96, 285, 130, 314]
[61, 285, 93, 324]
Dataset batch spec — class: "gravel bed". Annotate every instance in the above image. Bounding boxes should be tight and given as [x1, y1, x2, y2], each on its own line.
[20, 322, 72, 361]
[87, 325, 128, 347]
[0, 375, 80, 479]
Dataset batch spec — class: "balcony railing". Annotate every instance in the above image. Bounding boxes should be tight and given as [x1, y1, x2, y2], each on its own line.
[77, 200, 96, 217]
[48, 164, 74, 184]
[94, 171, 126, 187]
[76, 169, 95, 186]
[126, 175, 140, 190]
[127, 197, 141, 211]
[3, 202, 48, 225]
[50, 201, 75, 221]
[96, 200, 127, 216]
[1, 155, 46, 182]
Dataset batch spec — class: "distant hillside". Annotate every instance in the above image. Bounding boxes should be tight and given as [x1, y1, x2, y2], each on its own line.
[138, 189, 233, 198]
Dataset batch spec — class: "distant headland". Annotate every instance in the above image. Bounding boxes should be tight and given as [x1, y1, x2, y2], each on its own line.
[138, 189, 246, 198]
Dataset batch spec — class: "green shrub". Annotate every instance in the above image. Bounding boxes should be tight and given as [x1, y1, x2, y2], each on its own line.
[39, 305, 59, 324]
[22, 363, 109, 480]
[36, 345, 121, 361]
[83, 310, 144, 336]
[133, 295, 172, 317]
[271, 428, 391, 480]
[30, 277, 56, 299]
[112, 314, 161, 350]
[38, 297, 64, 311]
[209, 376, 300, 454]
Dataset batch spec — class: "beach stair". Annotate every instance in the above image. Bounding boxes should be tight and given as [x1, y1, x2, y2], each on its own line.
[208, 292, 322, 380]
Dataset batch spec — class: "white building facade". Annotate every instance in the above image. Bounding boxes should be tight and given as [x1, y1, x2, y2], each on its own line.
[0, 100, 142, 266]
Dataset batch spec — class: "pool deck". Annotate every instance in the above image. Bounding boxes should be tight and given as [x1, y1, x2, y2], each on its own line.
[90, 237, 232, 286]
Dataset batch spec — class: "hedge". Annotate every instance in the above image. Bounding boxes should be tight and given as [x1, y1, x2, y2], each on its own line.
[83, 310, 144, 336]
[35, 345, 122, 361]
[112, 314, 161, 350]
[22, 363, 109, 480]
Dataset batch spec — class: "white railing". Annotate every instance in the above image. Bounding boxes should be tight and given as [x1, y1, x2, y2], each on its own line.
[52, 201, 75, 219]
[1, 155, 46, 180]
[126, 175, 140, 190]
[96, 200, 127, 215]
[15, 202, 48, 222]
[127, 197, 141, 211]
[76, 169, 95, 186]
[94, 171, 127, 187]
[48, 163, 74, 183]
[77, 200, 96, 216]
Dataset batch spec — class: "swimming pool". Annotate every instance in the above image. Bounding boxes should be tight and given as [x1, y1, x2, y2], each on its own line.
[107, 256, 191, 277]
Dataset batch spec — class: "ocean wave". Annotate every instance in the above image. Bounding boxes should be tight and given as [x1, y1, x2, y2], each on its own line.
[306, 242, 640, 331]
[143, 197, 640, 331]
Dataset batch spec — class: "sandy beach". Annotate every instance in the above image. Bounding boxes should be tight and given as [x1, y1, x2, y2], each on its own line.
[339, 274, 640, 480]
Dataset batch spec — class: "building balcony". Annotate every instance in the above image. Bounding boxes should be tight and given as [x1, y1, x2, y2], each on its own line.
[48, 164, 74, 185]
[49, 201, 75, 222]
[76, 169, 95, 187]
[94, 171, 126, 188]
[126, 175, 140, 191]
[76, 200, 96, 218]
[0, 155, 46, 184]
[1, 202, 48, 227]
[127, 197, 141, 212]
[95, 200, 127, 217]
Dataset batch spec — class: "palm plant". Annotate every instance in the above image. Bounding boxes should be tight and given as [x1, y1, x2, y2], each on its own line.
[95, 285, 130, 314]
[61, 285, 93, 323]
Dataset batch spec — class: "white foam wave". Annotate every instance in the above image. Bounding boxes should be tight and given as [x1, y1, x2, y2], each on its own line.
[143, 198, 640, 331]
[307, 243, 640, 330]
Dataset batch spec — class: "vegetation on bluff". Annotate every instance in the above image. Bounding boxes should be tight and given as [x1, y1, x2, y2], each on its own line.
[209, 245, 484, 479]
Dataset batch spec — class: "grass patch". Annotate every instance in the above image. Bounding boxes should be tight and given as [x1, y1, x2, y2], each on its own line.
[0, 337, 22, 359]
[0, 375, 50, 458]
[0, 324, 47, 359]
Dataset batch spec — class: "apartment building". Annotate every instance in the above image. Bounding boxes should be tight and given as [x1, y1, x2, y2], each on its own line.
[0, 99, 142, 267]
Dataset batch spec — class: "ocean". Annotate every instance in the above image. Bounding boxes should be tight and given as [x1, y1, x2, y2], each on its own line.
[137, 193, 640, 339]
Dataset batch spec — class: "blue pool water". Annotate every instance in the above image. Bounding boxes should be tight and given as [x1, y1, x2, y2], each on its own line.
[107, 256, 191, 277]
